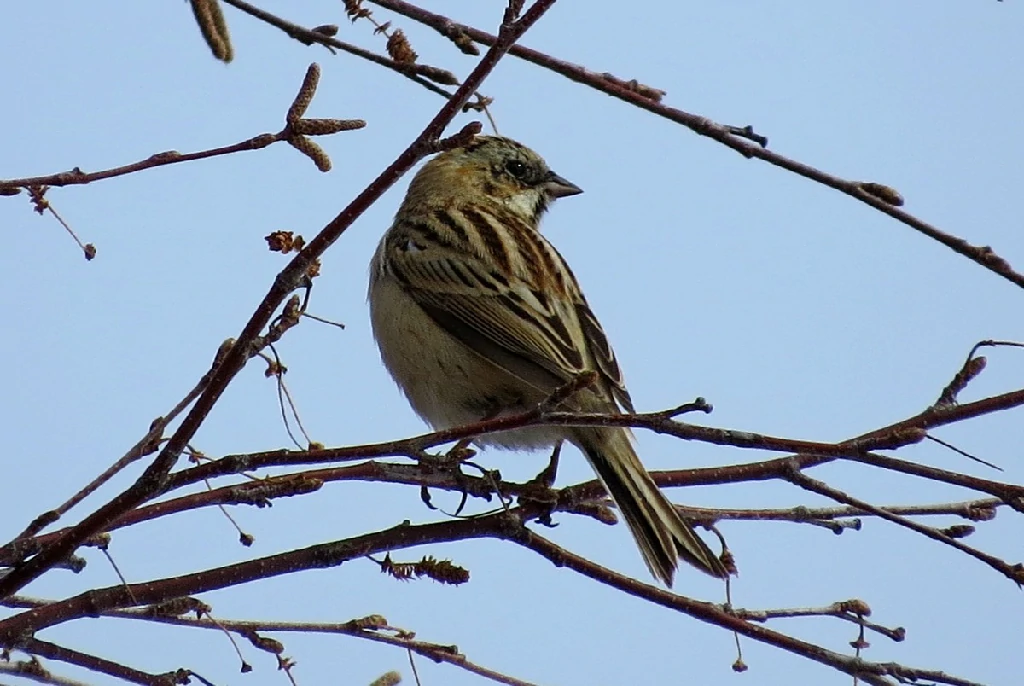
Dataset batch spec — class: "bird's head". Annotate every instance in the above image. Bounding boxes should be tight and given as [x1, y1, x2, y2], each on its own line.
[403, 135, 582, 224]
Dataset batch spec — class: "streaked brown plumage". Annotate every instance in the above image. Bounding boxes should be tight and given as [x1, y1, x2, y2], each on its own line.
[368, 135, 728, 585]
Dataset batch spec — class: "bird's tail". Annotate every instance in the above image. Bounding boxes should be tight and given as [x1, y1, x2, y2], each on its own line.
[576, 428, 729, 585]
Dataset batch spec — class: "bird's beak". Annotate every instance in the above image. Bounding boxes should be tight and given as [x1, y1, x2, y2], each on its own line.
[542, 171, 583, 198]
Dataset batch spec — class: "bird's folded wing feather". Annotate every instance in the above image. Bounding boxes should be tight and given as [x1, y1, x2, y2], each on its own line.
[575, 302, 634, 413]
[392, 247, 580, 390]
[386, 217, 633, 411]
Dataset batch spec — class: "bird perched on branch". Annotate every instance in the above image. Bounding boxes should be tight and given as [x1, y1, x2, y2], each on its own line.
[368, 135, 728, 585]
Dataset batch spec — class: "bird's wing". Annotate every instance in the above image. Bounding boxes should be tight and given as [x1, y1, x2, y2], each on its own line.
[384, 213, 634, 412]
[386, 226, 583, 394]
[574, 300, 634, 413]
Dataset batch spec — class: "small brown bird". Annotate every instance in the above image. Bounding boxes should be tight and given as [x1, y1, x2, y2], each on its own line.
[368, 135, 728, 585]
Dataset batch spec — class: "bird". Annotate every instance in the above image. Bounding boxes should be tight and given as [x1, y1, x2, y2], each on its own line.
[368, 135, 728, 585]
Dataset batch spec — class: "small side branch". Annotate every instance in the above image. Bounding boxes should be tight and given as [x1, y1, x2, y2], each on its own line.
[0, 64, 364, 194]
[17, 638, 189, 686]
[367, 0, 1024, 290]
[509, 529, 980, 686]
[783, 467, 1024, 584]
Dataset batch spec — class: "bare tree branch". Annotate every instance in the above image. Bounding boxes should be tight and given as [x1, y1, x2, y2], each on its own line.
[17, 638, 189, 686]
[0, 67, 363, 193]
[0, 0, 561, 596]
[366, 0, 1024, 290]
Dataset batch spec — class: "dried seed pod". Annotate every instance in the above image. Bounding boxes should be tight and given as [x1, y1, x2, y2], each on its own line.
[289, 135, 331, 172]
[292, 118, 366, 136]
[343, 0, 372, 21]
[287, 63, 321, 123]
[265, 230, 302, 253]
[386, 29, 418, 64]
[189, 0, 233, 63]
[370, 672, 402, 686]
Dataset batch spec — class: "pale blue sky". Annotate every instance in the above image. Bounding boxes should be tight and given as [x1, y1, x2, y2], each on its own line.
[2, 2, 1022, 685]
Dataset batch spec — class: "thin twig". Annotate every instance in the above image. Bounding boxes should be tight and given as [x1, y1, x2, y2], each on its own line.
[0, 70, 363, 192]
[510, 529, 980, 686]
[3, 598, 538, 686]
[731, 599, 905, 642]
[678, 498, 1002, 524]
[368, 0, 1024, 290]
[153, 385, 1024, 501]
[783, 466, 1024, 584]
[0, 0, 559, 605]
[1, 504, 983, 686]
[0, 660, 94, 686]
[220, 0, 454, 97]
[18, 638, 187, 686]
[1, 344, 225, 561]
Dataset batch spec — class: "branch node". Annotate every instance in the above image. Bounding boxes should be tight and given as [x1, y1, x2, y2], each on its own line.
[651, 396, 713, 419]
[935, 355, 987, 407]
[850, 427, 926, 452]
[940, 524, 975, 539]
[427, 121, 484, 154]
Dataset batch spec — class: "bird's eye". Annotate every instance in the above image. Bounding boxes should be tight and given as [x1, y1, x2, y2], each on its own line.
[505, 159, 529, 181]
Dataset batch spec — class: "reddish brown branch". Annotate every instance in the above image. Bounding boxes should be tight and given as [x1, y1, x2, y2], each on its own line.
[840, 451, 1024, 510]
[0, 139, 286, 190]
[219, 0, 455, 96]
[783, 468, 1024, 583]
[640, 385, 1024, 504]
[0, 659, 94, 686]
[1, 459, 1005, 570]
[17, 638, 188, 686]
[0, 345, 227, 568]
[154, 385, 1024, 504]
[0, 509, 981, 686]
[6, 381, 1007, 578]
[367, 0, 1024, 290]
[679, 498, 1001, 525]
[132, 613, 536, 686]
[0, 513, 517, 640]
[509, 531, 978, 686]
[729, 599, 905, 643]
[1, 4, 1014, 685]
[0, 0, 557, 602]
[4, 596, 535, 686]
[0, 70, 362, 193]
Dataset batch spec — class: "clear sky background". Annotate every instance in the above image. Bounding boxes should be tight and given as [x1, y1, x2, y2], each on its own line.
[2, 2, 1022, 685]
